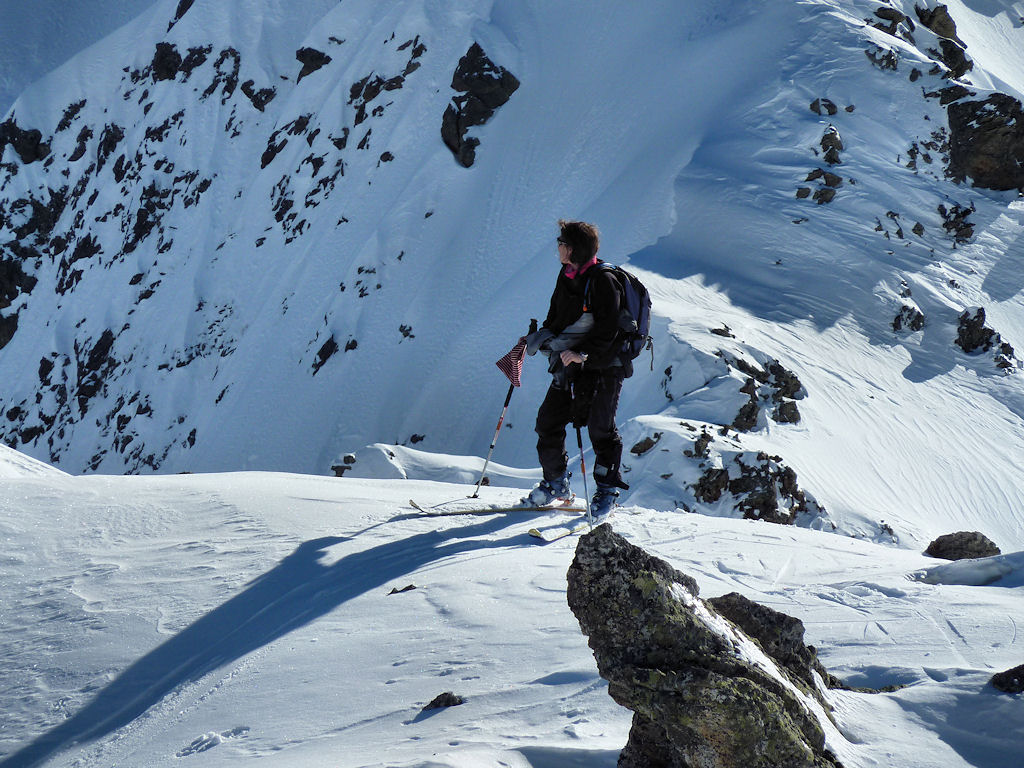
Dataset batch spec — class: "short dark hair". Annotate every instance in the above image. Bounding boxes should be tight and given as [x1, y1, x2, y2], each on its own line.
[558, 219, 600, 266]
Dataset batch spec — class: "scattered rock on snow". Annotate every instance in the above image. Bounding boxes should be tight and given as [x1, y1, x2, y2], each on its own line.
[422, 691, 464, 711]
[441, 43, 520, 167]
[924, 531, 1001, 561]
[893, 305, 925, 333]
[990, 664, 1024, 694]
[955, 307, 1017, 369]
[566, 525, 844, 768]
[692, 451, 827, 525]
[820, 125, 844, 165]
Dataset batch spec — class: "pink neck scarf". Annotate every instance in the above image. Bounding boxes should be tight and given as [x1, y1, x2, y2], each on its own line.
[565, 256, 598, 280]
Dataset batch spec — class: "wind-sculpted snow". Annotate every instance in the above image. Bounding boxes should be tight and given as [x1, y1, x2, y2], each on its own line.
[0, 466, 1021, 766]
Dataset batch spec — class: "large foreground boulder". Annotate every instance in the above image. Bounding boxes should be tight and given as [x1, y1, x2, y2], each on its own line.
[566, 524, 843, 768]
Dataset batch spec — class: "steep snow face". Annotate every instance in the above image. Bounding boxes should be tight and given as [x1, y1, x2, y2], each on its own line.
[1, 1, 1024, 548]
[0, 0, 161, 118]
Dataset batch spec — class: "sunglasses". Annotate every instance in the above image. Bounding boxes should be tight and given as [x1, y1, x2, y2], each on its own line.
[557, 237, 570, 246]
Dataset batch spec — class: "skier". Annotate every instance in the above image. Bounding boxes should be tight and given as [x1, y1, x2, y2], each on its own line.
[521, 220, 629, 516]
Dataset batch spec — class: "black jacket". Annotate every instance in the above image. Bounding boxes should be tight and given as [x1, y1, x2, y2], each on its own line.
[543, 261, 623, 370]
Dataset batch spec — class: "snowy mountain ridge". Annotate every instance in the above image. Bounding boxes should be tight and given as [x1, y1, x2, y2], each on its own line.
[1, 1, 1024, 544]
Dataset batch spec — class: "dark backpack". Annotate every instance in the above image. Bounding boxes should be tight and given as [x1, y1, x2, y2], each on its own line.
[587, 263, 653, 376]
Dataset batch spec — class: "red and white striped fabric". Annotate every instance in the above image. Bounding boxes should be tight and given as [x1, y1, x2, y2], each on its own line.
[495, 336, 528, 387]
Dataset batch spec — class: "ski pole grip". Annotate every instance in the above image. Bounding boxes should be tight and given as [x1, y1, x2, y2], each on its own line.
[529, 318, 538, 334]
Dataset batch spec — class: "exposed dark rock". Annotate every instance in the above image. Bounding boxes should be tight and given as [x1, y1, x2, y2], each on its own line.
[938, 202, 975, 242]
[813, 187, 837, 204]
[179, 45, 212, 79]
[152, 43, 183, 81]
[566, 525, 843, 768]
[241, 80, 276, 111]
[810, 98, 837, 116]
[0, 254, 38, 310]
[96, 124, 125, 172]
[708, 592, 843, 694]
[0, 312, 17, 351]
[312, 335, 339, 374]
[630, 433, 662, 456]
[202, 48, 241, 104]
[872, 7, 914, 38]
[774, 401, 801, 424]
[925, 531, 1001, 560]
[168, 0, 195, 31]
[865, 46, 899, 70]
[915, 4, 965, 47]
[893, 305, 925, 332]
[820, 126, 843, 165]
[296, 47, 332, 83]
[69, 125, 93, 162]
[422, 691, 464, 710]
[75, 329, 118, 413]
[56, 100, 87, 133]
[947, 93, 1024, 191]
[955, 307, 997, 354]
[0, 119, 51, 164]
[693, 451, 824, 525]
[934, 38, 972, 79]
[441, 43, 520, 167]
[991, 665, 1024, 694]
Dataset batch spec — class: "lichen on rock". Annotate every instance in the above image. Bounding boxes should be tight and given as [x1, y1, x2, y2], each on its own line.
[567, 525, 844, 768]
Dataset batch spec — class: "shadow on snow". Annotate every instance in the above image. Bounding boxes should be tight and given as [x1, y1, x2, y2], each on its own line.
[1, 513, 528, 767]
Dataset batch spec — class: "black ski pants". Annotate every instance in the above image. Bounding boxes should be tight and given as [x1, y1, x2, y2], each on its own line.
[535, 367, 625, 489]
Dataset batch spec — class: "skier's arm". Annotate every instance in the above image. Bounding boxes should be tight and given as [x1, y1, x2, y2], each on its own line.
[576, 271, 620, 361]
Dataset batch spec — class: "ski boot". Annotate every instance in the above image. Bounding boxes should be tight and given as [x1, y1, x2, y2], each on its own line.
[590, 485, 619, 518]
[521, 474, 572, 507]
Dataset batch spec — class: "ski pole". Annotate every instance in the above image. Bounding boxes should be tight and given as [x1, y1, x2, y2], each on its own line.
[471, 381, 514, 498]
[471, 320, 538, 498]
[571, 382, 594, 529]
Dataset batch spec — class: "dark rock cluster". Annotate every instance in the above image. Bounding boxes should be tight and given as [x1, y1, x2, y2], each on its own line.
[947, 93, 1024, 191]
[924, 531, 1001, 560]
[441, 43, 520, 167]
[955, 307, 1016, 370]
[566, 525, 843, 768]
[692, 450, 826, 525]
[721, 354, 805, 430]
[991, 665, 1024, 694]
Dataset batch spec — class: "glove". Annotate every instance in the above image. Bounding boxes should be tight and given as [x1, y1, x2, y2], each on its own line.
[525, 328, 555, 356]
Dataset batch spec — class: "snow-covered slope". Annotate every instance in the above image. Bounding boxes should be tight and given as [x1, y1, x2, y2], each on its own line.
[0, 0, 160, 119]
[0, 459, 1021, 767]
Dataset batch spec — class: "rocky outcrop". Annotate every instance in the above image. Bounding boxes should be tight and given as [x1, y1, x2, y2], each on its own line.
[441, 43, 520, 167]
[692, 451, 826, 525]
[925, 531, 1001, 560]
[947, 93, 1024, 191]
[0, 119, 51, 164]
[566, 525, 843, 768]
[991, 665, 1024, 694]
[955, 308, 1016, 369]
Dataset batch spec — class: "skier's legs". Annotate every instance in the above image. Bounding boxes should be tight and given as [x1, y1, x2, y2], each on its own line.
[587, 369, 625, 489]
[535, 384, 572, 481]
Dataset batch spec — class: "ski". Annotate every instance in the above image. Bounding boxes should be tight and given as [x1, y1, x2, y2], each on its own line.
[528, 513, 613, 542]
[407, 497, 584, 517]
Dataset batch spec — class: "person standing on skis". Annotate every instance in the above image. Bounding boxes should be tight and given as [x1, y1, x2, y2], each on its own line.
[522, 219, 629, 516]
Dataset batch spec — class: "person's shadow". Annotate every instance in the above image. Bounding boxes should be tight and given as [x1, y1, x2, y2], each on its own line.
[1, 513, 528, 767]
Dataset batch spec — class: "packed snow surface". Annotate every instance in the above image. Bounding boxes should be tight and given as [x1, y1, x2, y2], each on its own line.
[1, 451, 1022, 768]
